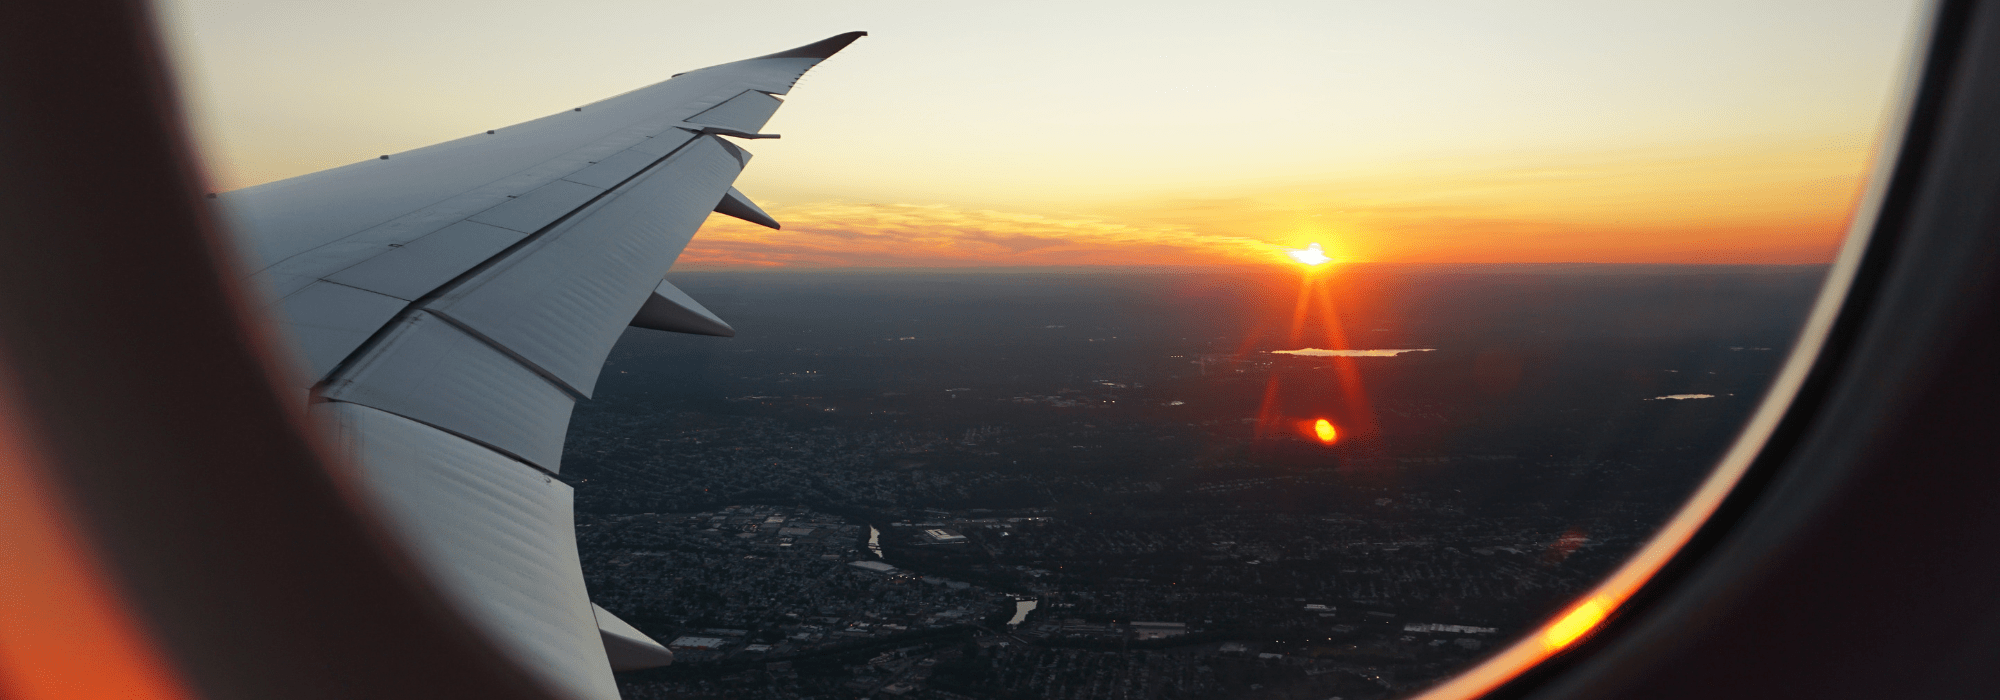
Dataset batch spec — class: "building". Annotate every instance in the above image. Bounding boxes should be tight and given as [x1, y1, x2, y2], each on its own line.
[918, 528, 968, 544]
[667, 636, 729, 650]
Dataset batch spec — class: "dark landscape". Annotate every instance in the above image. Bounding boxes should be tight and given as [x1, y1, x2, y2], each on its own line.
[561, 264, 1824, 700]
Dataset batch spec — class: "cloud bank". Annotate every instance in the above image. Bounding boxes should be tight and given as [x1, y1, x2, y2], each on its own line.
[1272, 348, 1437, 357]
[678, 202, 1285, 268]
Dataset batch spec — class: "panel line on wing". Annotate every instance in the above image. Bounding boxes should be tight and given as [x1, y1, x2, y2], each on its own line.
[242, 116, 680, 280]
[316, 402, 614, 699]
[427, 309, 590, 401]
[685, 89, 784, 133]
[322, 398, 563, 480]
[313, 133, 714, 390]
[423, 137, 743, 397]
[399, 135, 713, 305]
[319, 310, 576, 470]
[316, 278, 405, 296]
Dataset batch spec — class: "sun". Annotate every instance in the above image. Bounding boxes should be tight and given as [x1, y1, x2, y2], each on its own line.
[1287, 242, 1332, 266]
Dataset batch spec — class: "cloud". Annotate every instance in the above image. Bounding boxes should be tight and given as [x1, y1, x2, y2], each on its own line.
[678, 202, 1285, 268]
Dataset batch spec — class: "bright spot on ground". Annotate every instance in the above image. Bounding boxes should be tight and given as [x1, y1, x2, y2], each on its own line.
[1313, 419, 1338, 445]
[1273, 348, 1436, 357]
[1647, 394, 1716, 401]
[1286, 243, 1332, 266]
[1541, 596, 1612, 652]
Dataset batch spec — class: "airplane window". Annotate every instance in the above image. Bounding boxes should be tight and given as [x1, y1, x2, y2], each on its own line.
[152, 1, 1929, 698]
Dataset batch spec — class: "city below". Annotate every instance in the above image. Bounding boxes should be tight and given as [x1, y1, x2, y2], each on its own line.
[563, 266, 1820, 699]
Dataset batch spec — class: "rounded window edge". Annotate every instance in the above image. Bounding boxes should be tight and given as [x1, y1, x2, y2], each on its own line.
[1404, 1, 1971, 697]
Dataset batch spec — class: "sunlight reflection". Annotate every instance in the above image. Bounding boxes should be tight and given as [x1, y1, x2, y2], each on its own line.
[1541, 596, 1611, 652]
[1249, 264, 1382, 452]
[1313, 419, 1338, 445]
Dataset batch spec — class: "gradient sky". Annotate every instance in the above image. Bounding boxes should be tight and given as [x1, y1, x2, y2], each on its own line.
[157, 0, 1927, 267]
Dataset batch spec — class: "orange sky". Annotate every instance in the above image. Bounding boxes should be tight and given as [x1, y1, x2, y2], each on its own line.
[160, 0, 1923, 268]
[680, 137, 1875, 268]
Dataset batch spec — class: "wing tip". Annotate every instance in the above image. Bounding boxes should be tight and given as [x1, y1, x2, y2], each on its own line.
[757, 31, 868, 60]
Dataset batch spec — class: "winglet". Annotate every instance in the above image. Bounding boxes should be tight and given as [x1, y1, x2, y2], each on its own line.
[755, 31, 868, 60]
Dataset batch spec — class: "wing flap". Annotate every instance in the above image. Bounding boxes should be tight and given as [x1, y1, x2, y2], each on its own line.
[322, 311, 576, 471]
[320, 402, 615, 700]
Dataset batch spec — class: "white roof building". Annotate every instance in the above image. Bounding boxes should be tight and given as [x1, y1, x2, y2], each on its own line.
[667, 636, 728, 650]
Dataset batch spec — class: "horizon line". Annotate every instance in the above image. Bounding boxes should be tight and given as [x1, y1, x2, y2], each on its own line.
[668, 261, 1835, 275]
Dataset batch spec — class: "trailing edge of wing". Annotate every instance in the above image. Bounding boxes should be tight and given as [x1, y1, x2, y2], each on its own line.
[318, 402, 616, 700]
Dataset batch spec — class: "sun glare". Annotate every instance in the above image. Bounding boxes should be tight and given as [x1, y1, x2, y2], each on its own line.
[1287, 242, 1332, 266]
[1313, 419, 1338, 445]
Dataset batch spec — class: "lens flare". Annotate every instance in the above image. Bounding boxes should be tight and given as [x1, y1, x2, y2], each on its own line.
[1313, 418, 1338, 444]
[1287, 242, 1332, 266]
[1541, 596, 1611, 652]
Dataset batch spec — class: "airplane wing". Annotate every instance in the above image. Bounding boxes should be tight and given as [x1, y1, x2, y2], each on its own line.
[210, 32, 865, 700]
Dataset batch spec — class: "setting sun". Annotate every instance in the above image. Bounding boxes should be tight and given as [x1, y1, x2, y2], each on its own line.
[1287, 243, 1333, 267]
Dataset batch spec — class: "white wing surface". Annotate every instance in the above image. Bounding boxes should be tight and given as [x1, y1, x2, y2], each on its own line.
[215, 32, 865, 700]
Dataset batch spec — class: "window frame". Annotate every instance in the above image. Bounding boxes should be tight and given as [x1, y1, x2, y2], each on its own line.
[2, 1, 1996, 698]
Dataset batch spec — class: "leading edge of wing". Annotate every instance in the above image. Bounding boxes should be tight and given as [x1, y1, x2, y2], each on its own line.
[756, 30, 869, 60]
[225, 32, 863, 388]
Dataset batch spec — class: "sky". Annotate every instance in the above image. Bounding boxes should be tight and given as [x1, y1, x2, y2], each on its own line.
[156, 0, 1929, 267]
